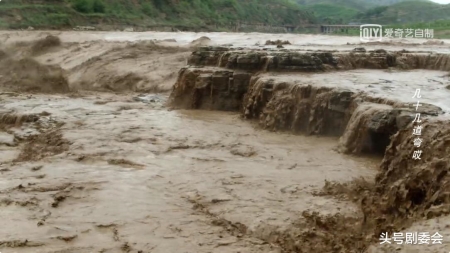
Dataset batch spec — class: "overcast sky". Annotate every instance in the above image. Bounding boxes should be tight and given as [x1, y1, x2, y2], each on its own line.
[430, 0, 450, 4]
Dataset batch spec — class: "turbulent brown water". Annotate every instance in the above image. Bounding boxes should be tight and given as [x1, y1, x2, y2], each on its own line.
[0, 92, 380, 253]
[0, 31, 449, 253]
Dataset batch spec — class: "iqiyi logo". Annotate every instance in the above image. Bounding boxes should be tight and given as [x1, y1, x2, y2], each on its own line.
[360, 24, 383, 42]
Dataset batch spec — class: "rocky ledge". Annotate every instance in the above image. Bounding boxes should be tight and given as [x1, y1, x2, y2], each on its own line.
[168, 46, 450, 251]
[187, 46, 450, 72]
[169, 47, 449, 155]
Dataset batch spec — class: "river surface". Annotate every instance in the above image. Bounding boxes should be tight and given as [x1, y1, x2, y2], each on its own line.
[0, 92, 379, 253]
[0, 30, 449, 253]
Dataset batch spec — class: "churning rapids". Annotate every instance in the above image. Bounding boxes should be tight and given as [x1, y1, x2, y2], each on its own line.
[0, 31, 449, 253]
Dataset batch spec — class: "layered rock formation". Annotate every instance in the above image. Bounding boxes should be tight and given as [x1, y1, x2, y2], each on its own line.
[170, 67, 250, 111]
[186, 47, 450, 72]
[169, 47, 449, 155]
[169, 46, 450, 251]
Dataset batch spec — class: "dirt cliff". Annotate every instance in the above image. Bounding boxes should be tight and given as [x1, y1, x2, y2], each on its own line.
[375, 119, 450, 225]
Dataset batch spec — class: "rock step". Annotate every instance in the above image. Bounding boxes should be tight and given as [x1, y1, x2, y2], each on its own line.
[188, 46, 450, 73]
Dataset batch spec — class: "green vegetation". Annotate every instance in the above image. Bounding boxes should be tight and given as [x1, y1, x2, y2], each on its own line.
[0, 18, 7, 28]
[72, 0, 106, 13]
[0, 0, 449, 33]
[353, 1, 450, 24]
[297, 0, 376, 11]
[0, 4, 72, 29]
[296, 0, 430, 11]
[295, 0, 447, 24]
[302, 4, 359, 24]
[0, 0, 316, 30]
[294, 0, 450, 39]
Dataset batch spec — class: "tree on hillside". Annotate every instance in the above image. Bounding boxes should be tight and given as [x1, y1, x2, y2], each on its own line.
[72, 0, 106, 13]
[73, 0, 91, 13]
[152, 0, 165, 9]
[142, 3, 157, 16]
[92, 0, 106, 13]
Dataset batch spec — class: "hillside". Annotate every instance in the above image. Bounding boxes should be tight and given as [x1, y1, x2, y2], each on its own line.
[296, 0, 431, 10]
[0, 0, 317, 30]
[301, 4, 360, 24]
[296, 0, 435, 24]
[354, 1, 450, 24]
[1, 0, 449, 31]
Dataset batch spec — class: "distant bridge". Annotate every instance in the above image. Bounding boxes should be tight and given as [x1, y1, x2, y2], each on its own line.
[98, 22, 361, 33]
[236, 22, 361, 33]
[318, 25, 361, 33]
[293, 24, 361, 33]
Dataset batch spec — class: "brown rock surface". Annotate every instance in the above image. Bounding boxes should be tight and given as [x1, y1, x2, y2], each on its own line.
[171, 48, 449, 157]
[168, 46, 450, 252]
[186, 47, 450, 72]
[169, 67, 251, 111]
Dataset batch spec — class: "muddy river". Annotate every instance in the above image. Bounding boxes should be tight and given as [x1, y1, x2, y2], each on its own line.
[0, 31, 449, 253]
[0, 92, 380, 253]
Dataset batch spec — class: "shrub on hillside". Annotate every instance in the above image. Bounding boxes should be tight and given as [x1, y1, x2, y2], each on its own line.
[92, 0, 106, 13]
[73, 0, 91, 13]
[142, 3, 157, 17]
[72, 0, 105, 13]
